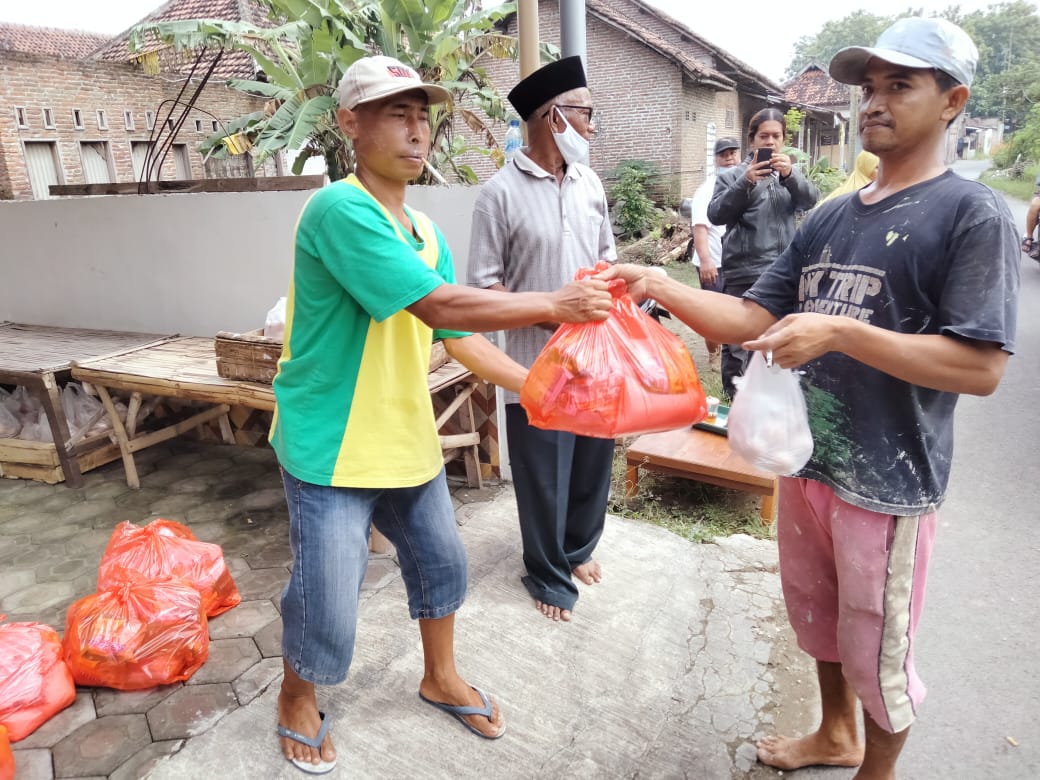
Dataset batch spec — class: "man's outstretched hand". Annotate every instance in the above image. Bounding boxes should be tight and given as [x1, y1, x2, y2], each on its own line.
[550, 279, 613, 323]
[593, 263, 659, 303]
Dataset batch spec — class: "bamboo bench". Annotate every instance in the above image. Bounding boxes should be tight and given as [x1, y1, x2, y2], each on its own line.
[71, 336, 485, 491]
[0, 323, 173, 486]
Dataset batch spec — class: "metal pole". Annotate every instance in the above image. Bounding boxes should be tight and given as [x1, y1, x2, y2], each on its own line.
[559, 0, 587, 66]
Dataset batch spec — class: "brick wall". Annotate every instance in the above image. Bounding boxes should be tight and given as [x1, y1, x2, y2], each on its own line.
[454, 5, 741, 205]
[0, 52, 269, 200]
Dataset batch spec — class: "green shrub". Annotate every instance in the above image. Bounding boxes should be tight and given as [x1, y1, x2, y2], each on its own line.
[808, 158, 847, 197]
[608, 160, 662, 239]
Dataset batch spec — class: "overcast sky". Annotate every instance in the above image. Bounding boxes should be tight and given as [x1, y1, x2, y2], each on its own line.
[3, 0, 1038, 81]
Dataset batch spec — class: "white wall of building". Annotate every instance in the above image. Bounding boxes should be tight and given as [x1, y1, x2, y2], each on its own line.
[0, 185, 481, 336]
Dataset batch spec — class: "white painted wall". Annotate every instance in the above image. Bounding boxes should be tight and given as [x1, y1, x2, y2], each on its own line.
[0, 185, 481, 336]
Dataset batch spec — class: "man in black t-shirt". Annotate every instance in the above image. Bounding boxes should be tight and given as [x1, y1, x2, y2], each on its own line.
[598, 17, 1019, 779]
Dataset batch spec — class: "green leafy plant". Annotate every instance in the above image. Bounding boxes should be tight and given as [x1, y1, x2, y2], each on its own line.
[783, 107, 806, 144]
[608, 160, 661, 239]
[807, 157, 846, 197]
[131, 0, 534, 183]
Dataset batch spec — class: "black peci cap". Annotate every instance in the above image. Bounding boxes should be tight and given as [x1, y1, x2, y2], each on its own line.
[508, 56, 588, 121]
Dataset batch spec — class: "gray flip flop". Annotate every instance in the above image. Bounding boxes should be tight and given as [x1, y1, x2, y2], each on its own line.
[418, 686, 506, 740]
[276, 710, 338, 775]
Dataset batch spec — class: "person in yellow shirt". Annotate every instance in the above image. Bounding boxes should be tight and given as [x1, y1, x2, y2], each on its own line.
[819, 151, 879, 205]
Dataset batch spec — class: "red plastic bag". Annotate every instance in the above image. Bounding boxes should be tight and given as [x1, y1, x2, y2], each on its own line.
[63, 573, 209, 690]
[521, 263, 707, 437]
[97, 519, 240, 617]
[0, 617, 77, 742]
[0, 725, 14, 780]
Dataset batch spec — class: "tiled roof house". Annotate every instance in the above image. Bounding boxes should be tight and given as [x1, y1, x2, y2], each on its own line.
[0, 23, 110, 59]
[0, 0, 274, 200]
[781, 63, 851, 168]
[93, 0, 270, 80]
[462, 0, 785, 199]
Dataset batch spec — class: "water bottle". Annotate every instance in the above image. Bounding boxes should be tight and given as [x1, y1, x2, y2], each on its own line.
[504, 119, 523, 163]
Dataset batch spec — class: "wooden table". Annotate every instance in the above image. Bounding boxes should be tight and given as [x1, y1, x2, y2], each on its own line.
[625, 426, 778, 522]
[72, 336, 484, 490]
[0, 323, 172, 486]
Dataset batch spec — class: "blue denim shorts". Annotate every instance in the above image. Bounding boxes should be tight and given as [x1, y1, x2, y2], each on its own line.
[279, 467, 467, 685]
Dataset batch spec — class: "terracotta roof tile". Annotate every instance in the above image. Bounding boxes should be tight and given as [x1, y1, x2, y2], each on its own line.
[624, 0, 780, 92]
[0, 23, 110, 59]
[782, 65, 849, 108]
[93, 0, 270, 79]
[586, 0, 734, 87]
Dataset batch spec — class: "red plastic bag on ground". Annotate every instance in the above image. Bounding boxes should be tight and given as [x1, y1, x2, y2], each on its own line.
[0, 617, 77, 742]
[97, 519, 240, 617]
[0, 725, 14, 780]
[521, 263, 707, 438]
[63, 573, 209, 690]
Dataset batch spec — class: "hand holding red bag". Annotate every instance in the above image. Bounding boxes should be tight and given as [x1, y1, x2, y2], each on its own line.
[0, 617, 76, 742]
[521, 262, 707, 438]
[63, 573, 209, 690]
[97, 518, 240, 617]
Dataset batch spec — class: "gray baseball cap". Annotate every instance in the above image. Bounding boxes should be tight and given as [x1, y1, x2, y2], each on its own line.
[714, 138, 740, 155]
[829, 17, 978, 87]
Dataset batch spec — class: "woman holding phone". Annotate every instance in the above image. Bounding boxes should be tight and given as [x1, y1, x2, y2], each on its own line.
[707, 107, 819, 397]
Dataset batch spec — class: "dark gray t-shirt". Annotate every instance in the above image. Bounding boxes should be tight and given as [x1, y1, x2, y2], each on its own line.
[746, 170, 1020, 514]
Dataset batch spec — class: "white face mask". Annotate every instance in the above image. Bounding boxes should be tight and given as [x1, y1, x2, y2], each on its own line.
[551, 107, 590, 166]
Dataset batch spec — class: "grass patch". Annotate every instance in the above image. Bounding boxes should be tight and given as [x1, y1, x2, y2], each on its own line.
[608, 441, 774, 543]
[981, 163, 1038, 201]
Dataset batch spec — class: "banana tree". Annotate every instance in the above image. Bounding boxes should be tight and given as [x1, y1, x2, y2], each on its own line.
[130, 0, 530, 183]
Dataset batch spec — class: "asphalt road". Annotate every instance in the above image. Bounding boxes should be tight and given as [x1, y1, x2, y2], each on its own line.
[898, 160, 1040, 779]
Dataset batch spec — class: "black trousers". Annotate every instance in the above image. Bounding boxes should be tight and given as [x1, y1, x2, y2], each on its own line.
[505, 404, 614, 611]
[721, 279, 755, 399]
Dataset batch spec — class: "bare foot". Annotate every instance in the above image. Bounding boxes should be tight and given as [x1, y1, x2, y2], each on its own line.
[277, 687, 337, 769]
[572, 559, 602, 585]
[757, 731, 864, 770]
[535, 599, 572, 621]
[418, 680, 505, 738]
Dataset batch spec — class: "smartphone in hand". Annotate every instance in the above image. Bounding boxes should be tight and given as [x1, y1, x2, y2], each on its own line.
[755, 147, 773, 166]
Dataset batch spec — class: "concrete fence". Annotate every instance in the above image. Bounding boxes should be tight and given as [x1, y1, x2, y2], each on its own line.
[0, 185, 482, 335]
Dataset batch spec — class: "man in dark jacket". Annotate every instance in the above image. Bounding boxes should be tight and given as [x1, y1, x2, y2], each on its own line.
[708, 108, 818, 396]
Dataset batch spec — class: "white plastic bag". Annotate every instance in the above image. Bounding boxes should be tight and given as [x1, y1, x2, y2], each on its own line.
[61, 383, 106, 440]
[263, 297, 287, 341]
[12, 387, 51, 442]
[0, 388, 21, 437]
[0, 402, 20, 438]
[727, 351, 813, 476]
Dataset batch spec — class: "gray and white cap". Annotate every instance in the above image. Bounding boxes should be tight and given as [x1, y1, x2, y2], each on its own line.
[829, 17, 978, 87]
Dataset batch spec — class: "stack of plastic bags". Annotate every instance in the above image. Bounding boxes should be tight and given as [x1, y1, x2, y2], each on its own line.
[521, 262, 707, 438]
[0, 617, 77, 745]
[0, 383, 129, 443]
[62, 519, 241, 690]
[0, 518, 240, 754]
